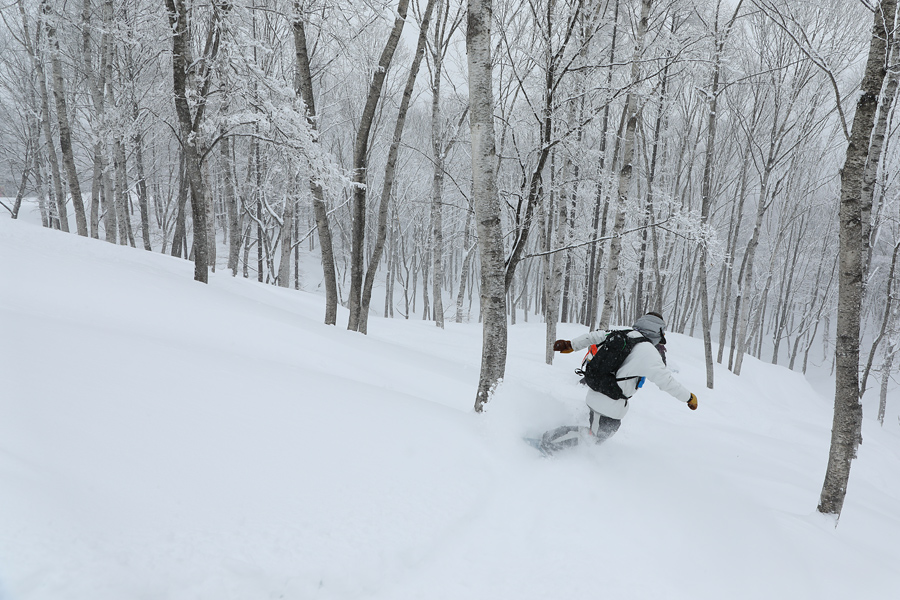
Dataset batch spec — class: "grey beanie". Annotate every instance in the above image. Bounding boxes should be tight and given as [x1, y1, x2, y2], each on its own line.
[633, 312, 666, 346]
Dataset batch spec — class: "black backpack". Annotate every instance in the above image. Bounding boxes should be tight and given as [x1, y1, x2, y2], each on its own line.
[576, 329, 650, 399]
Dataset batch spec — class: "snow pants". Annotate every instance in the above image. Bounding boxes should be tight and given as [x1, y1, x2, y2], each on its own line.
[540, 412, 621, 453]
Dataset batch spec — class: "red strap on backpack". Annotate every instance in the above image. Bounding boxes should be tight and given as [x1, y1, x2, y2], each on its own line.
[576, 344, 598, 375]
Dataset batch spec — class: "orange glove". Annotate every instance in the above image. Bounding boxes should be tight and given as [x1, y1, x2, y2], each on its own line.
[687, 393, 698, 410]
[553, 340, 574, 353]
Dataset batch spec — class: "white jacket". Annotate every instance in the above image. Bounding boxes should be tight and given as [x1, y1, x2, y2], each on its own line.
[570, 329, 691, 419]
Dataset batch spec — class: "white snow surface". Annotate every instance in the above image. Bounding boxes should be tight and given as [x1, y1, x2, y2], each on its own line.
[2, 217, 899, 600]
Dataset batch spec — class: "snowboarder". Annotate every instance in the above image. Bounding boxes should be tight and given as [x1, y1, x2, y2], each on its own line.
[538, 312, 698, 454]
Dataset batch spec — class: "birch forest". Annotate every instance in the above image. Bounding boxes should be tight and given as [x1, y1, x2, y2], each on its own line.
[2, 1, 899, 427]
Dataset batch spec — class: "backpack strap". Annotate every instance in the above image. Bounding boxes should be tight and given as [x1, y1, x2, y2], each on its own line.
[575, 343, 598, 377]
[613, 334, 651, 382]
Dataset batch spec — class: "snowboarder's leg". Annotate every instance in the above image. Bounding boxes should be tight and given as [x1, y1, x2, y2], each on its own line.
[540, 425, 583, 453]
[538, 413, 622, 454]
[589, 412, 621, 444]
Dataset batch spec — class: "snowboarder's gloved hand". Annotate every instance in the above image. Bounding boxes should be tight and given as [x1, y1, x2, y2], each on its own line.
[687, 393, 698, 410]
[553, 340, 574, 353]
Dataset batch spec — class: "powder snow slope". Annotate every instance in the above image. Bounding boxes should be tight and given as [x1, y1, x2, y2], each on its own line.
[1, 217, 899, 600]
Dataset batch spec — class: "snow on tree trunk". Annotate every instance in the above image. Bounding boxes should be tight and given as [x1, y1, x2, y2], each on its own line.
[165, 0, 211, 284]
[468, 0, 507, 412]
[430, 10, 446, 329]
[50, 23, 86, 234]
[292, 7, 338, 325]
[600, 0, 652, 331]
[862, 45, 900, 276]
[43, 0, 88, 237]
[818, 0, 895, 520]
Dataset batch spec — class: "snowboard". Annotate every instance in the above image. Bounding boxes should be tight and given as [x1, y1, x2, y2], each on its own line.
[523, 436, 551, 456]
[524, 425, 594, 456]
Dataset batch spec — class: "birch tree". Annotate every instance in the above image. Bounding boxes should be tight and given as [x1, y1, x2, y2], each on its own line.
[42, 0, 89, 237]
[14, 0, 62, 229]
[164, 0, 223, 283]
[818, 0, 895, 520]
[696, 0, 744, 389]
[468, 0, 507, 412]
[358, 0, 438, 334]
[292, 1, 339, 324]
[347, 0, 411, 332]
[426, 0, 464, 330]
[599, 0, 652, 330]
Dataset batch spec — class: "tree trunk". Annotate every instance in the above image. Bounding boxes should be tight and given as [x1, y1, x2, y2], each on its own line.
[347, 0, 412, 332]
[718, 149, 750, 363]
[222, 137, 240, 275]
[171, 154, 188, 257]
[818, 0, 895, 520]
[242, 221, 251, 278]
[600, 0, 652, 330]
[106, 41, 135, 248]
[113, 136, 134, 247]
[697, 0, 742, 390]
[585, 0, 619, 330]
[294, 207, 301, 290]
[545, 156, 570, 365]
[30, 132, 50, 227]
[733, 172, 776, 375]
[429, 0, 448, 329]
[802, 246, 836, 375]
[358, 0, 436, 334]
[861, 241, 900, 396]
[24, 1, 66, 232]
[10, 143, 30, 219]
[877, 338, 896, 425]
[133, 130, 152, 250]
[101, 162, 118, 243]
[23, 67, 49, 227]
[104, 0, 133, 247]
[635, 53, 670, 321]
[124, 40, 153, 251]
[468, 0, 507, 412]
[165, 0, 212, 283]
[278, 193, 295, 287]
[204, 163, 216, 272]
[772, 218, 805, 365]
[292, 8, 338, 324]
[43, 0, 88, 237]
[253, 137, 263, 282]
[861, 45, 900, 276]
[456, 209, 474, 323]
[80, 0, 109, 239]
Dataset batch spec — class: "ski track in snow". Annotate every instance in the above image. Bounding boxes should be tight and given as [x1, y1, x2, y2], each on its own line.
[1, 216, 899, 600]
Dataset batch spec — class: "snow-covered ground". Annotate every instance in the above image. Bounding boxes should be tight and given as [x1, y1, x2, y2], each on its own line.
[2, 216, 899, 600]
